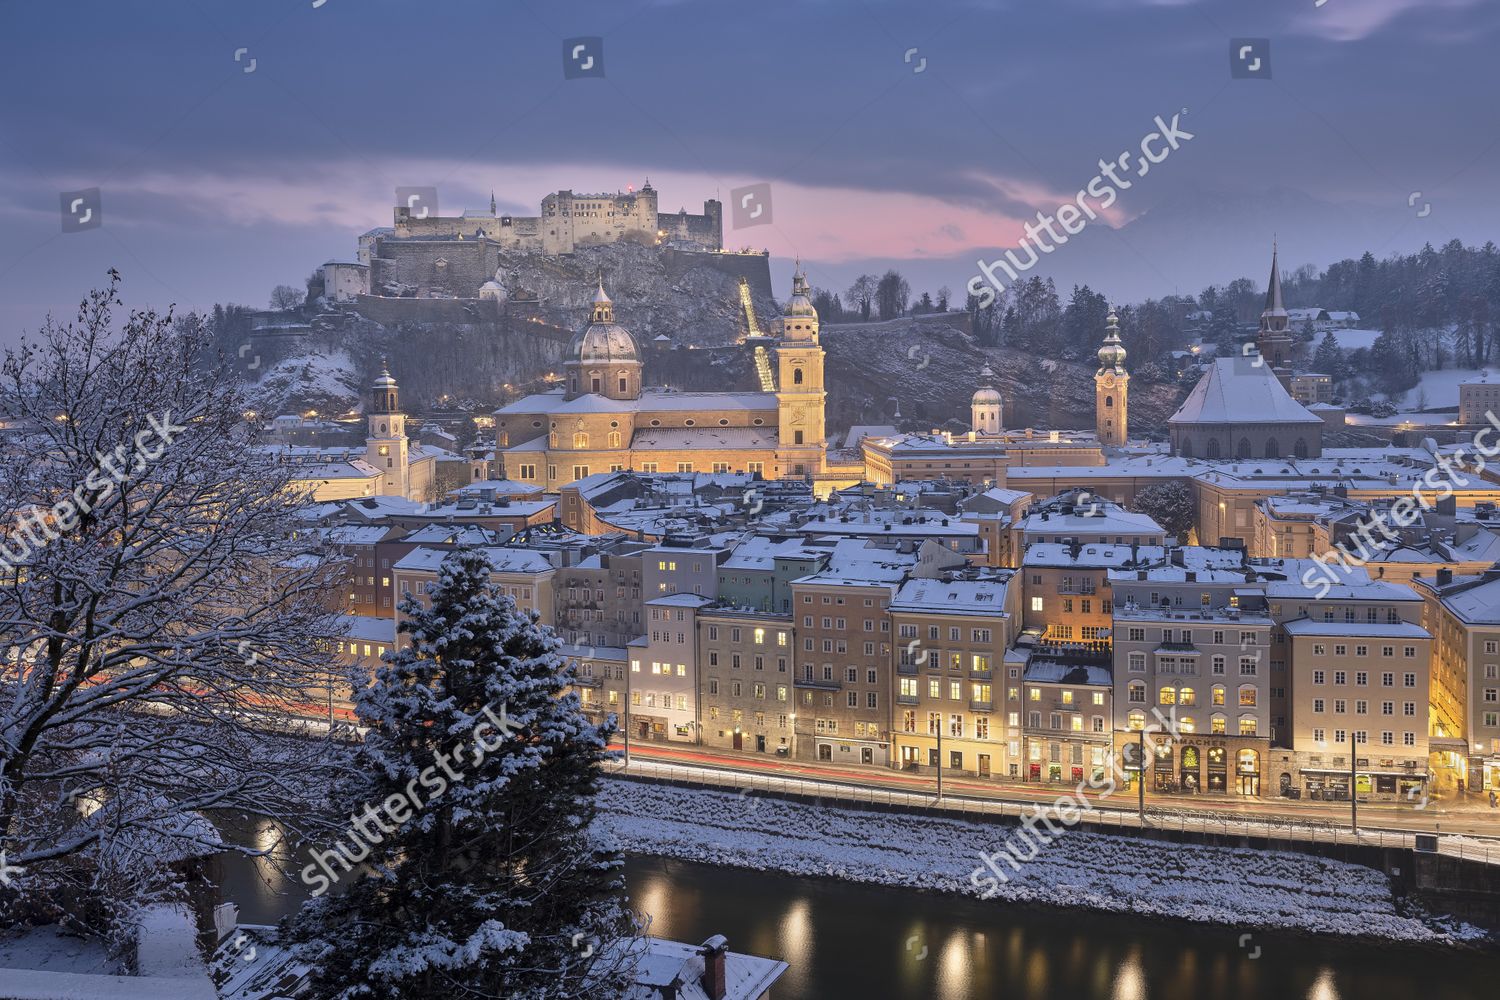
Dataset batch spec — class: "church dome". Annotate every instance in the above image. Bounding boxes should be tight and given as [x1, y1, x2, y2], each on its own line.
[1097, 310, 1127, 370]
[371, 358, 398, 390]
[571, 321, 642, 366]
[569, 277, 642, 366]
[972, 364, 1002, 404]
[784, 268, 817, 318]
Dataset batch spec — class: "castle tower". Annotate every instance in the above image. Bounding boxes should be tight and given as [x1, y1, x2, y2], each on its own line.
[971, 364, 1003, 436]
[774, 266, 827, 478]
[1095, 308, 1129, 447]
[366, 358, 410, 498]
[1256, 242, 1295, 384]
[564, 276, 643, 402]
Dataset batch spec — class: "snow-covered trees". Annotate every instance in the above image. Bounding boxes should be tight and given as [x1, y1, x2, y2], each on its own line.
[293, 549, 634, 1000]
[1133, 480, 1196, 542]
[0, 274, 347, 932]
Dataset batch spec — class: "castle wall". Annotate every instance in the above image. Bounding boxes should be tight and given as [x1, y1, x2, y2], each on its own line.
[369, 239, 502, 298]
[662, 247, 771, 300]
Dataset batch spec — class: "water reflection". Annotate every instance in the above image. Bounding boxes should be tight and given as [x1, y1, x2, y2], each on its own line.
[1308, 968, 1341, 1000]
[207, 832, 1489, 1000]
[619, 858, 1490, 1000]
[1112, 947, 1146, 1000]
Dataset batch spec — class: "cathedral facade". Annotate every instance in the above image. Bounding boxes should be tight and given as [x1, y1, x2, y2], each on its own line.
[494, 272, 827, 489]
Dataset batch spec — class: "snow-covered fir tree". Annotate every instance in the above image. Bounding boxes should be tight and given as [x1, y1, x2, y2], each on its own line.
[293, 548, 636, 1000]
[1133, 480, 1196, 542]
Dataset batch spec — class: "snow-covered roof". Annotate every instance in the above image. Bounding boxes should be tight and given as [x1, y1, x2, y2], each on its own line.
[1430, 573, 1500, 624]
[331, 614, 396, 645]
[394, 546, 557, 575]
[1282, 619, 1431, 639]
[890, 577, 1012, 614]
[1023, 542, 1167, 569]
[1170, 356, 1324, 427]
[721, 534, 824, 571]
[631, 427, 778, 451]
[496, 388, 778, 417]
[620, 937, 788, 1000]
[1018, 506, 1164, 537]
[1023, 659, 1112, 686]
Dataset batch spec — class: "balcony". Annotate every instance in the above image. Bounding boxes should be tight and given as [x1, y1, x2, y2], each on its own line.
[897, 661, 919, 676]
[794, 677, 841, 691]
[897, 694, 920, 706]
[969, 698, 994, 712]
[969, 667, 994, 680]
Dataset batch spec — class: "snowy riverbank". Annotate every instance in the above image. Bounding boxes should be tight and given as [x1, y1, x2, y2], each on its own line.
[598, 780, 1489, 946]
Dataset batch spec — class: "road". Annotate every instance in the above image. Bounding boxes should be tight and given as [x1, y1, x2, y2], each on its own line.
[615, 738, 1500, 840]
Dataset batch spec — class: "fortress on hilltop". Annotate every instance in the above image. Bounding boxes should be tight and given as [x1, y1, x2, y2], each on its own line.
[341, 180, 725, 302]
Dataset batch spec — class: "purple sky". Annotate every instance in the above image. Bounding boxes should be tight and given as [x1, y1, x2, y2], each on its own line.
[1, 0, 1497, 336]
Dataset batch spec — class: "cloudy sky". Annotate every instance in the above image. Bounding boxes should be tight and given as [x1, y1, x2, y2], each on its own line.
[1, 0, 1497, 335]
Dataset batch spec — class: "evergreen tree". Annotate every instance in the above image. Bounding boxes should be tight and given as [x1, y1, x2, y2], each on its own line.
[293, 549, 634, 1000]
[1312, 331, 1346, 379]
[1133, 481, 1195, 542]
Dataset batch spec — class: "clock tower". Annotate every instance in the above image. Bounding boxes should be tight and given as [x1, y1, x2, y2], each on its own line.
[1094, 308, 1129, 447]
[365, 358, 410, 498]
[774, 266, 826, 478]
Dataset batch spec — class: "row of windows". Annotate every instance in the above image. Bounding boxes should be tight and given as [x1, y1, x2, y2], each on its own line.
[1310, 729, 1418, 747]
[1309, 669, 1419, 686]
[1125, 710, 1257, 736]
[897, 624, 994, 643]
[1311, 699, 1418, 716]
[1126, 683, 1256, 707]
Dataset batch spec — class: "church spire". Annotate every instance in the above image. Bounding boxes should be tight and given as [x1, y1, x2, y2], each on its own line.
[490, 190, 497, 215]
[1263, 240, 1287, 319]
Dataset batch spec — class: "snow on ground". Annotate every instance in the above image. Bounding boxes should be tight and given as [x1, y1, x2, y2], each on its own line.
[1327, 328, 1381, 352]
[1375, 366, 1487, 411]
[599, 781, 1488, 945]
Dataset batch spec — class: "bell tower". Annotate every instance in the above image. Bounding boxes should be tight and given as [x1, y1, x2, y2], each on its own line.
[366, 358, 410, 498]
[774, 266, 826, 478]
[1094, 308, 1129, 447]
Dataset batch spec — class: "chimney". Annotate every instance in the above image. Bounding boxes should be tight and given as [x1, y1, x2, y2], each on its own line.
[1436, 568, 1453, 587]
[700, 936, 729, 1000]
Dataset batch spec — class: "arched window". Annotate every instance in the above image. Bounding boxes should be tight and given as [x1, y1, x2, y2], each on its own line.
[1178, 715, 1196, 734]
[1294, 438, 1308, 459]
[1238, 716, 1258, 737]
[1237, 438, 1252, 459]
[573, 432, 588, 449]
[1211, 713, 1227, 734]
[1180, 438, 1194, 458]
[590, 371, 602, 393]
[793, 368, 804, 385]
[1105, 395, 1114, 408]
[1127, 710, 1146, 731]
[1238, 684, 1257, 707]
[1211, 684, 1226, 706]
[1206, 438, 1220, 459]
[1158, 685, 1177, 705]
[1179, 687, 1196, 706]
[1127, 681, 1145, 704]
[608, 431, 621, 448]
[1264, 438, 1279, 458]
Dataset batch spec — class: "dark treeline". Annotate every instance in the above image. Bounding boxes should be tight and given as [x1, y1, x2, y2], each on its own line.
[803, 241, 1500, 397]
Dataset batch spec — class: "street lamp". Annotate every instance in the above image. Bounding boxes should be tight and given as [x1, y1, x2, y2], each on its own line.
[936, 714, 944, 802]
[623, 662, 633, 768]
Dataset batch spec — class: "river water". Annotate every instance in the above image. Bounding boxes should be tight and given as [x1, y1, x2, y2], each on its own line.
[218, 820, 1492, 1000]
